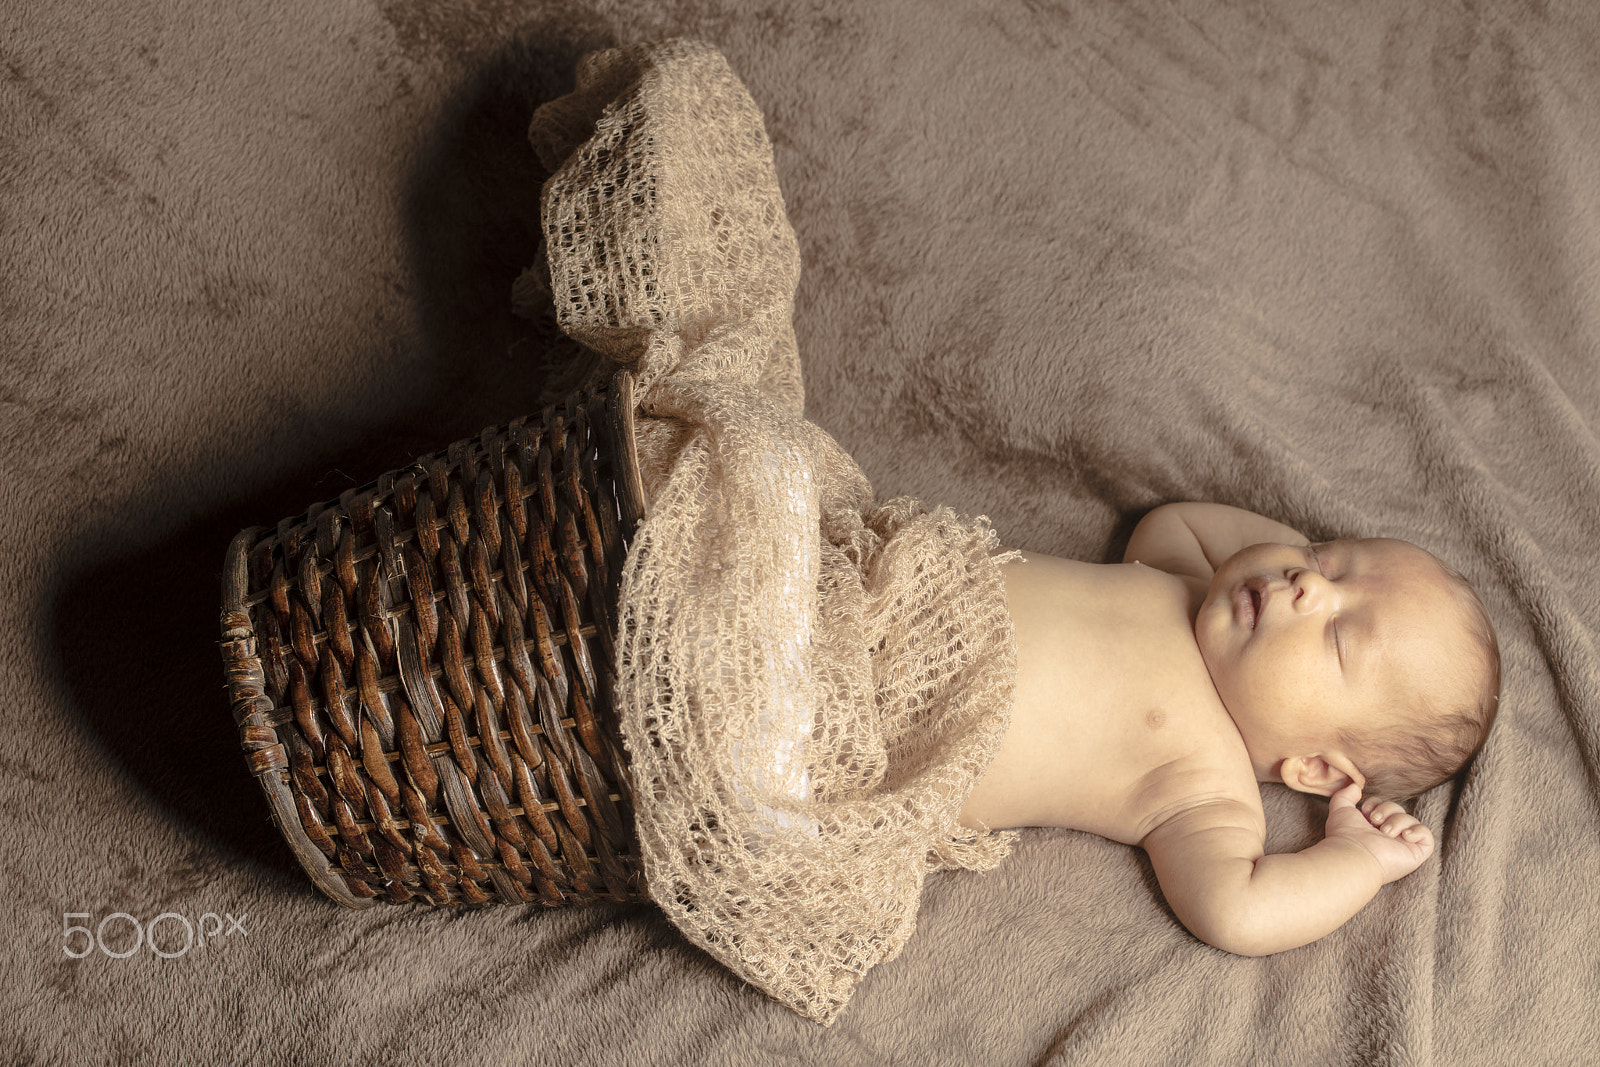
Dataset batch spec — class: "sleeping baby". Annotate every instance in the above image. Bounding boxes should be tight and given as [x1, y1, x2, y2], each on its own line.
[527, 39, 1505, 1017]
[965, 501, 1500, 955]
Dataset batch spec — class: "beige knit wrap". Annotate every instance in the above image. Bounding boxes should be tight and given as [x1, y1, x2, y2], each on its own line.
[523, 38, 1020, 1025]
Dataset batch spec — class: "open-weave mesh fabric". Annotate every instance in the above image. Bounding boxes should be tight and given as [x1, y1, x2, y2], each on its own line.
[525, 38, 1020, 1024]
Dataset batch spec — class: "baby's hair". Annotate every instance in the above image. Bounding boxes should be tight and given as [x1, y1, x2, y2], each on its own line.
[1340, 555, 1501, 802]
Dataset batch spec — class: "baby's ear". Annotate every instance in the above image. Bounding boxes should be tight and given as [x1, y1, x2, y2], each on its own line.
[1279, 756, 1361, 797]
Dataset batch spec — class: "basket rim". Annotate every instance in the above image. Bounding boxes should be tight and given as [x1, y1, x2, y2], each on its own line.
[224, 525, 376, 908]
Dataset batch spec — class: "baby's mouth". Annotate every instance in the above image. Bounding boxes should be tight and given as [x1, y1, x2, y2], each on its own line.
[1233, 581, 1263, 631]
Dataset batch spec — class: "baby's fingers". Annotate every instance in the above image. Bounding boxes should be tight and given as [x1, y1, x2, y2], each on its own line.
[1330, 782, 1364, 811]
[1390, 818, 1434, 850]
[1361, 798, 1406, 826]
[1378, 811, 1419, 837]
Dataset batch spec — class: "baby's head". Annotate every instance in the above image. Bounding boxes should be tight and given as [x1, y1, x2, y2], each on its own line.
[1194, 537, 1500, 801]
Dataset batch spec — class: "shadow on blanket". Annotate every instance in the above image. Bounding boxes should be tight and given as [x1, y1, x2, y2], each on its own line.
[46, 20, 626, 899]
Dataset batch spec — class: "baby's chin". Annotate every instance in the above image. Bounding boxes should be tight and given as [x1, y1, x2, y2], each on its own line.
[1191, 588, 1257, 722]
[1200, 564, 1240, 609]
[1191, 607, 1231, 695]
[1192, 580, 1234, 656]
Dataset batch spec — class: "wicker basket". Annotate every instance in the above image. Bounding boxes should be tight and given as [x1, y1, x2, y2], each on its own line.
[219, 368, 651, 909]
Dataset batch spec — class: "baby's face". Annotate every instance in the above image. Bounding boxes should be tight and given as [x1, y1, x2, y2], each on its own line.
[1193, 538, 1467, 769]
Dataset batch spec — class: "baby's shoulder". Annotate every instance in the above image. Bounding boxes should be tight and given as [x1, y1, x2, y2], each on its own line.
[1128, 731, 1264, 846]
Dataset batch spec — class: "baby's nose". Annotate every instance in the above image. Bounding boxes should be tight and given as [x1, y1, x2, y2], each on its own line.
[1292, 570, 1330, 610]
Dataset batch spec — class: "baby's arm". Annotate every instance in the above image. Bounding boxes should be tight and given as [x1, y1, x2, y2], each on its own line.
[1124, 502, 1311, 579]
[1142, 784, 1435, 956]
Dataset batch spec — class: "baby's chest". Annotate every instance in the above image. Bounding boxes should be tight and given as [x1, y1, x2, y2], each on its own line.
[1004, 555, 1198, 711]
[1000, 557, 1239, 840]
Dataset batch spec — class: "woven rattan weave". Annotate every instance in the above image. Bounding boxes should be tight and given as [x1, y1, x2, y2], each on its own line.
[220, 369, 650, 909]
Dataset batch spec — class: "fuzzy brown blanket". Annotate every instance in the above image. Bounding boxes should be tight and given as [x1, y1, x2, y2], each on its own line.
[9, 1, 1598, 1064]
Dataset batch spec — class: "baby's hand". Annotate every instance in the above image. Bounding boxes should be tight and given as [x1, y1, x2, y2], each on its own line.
[1323, 783, 1435, 884]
